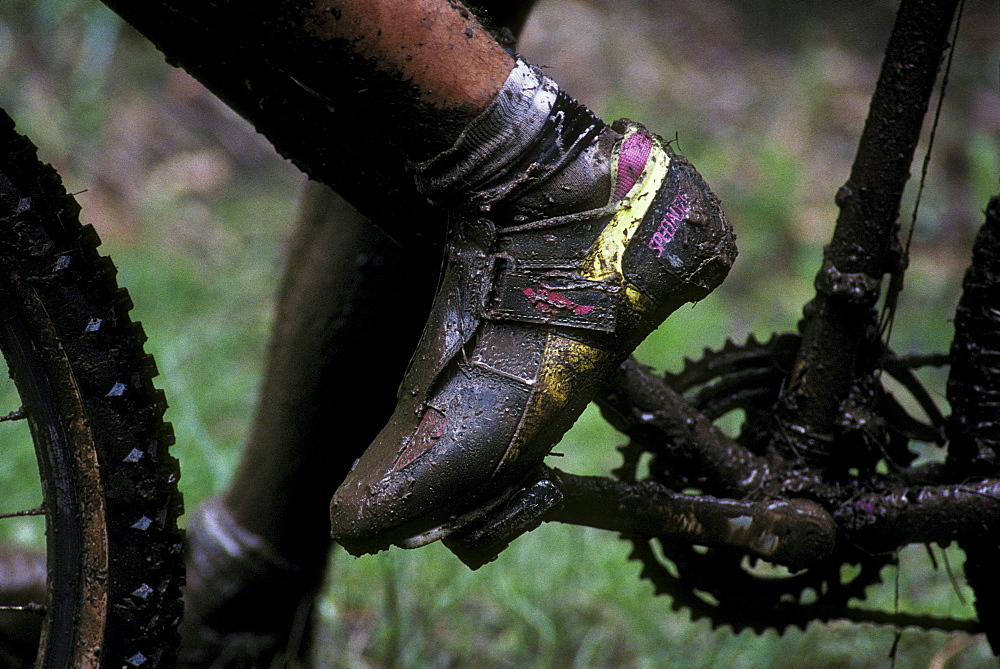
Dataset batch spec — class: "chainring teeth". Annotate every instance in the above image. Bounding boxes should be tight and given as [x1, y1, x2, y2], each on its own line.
[616, 333, 954, 633]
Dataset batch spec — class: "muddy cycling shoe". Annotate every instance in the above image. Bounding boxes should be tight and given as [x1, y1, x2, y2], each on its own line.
[330, 123, 736, 556]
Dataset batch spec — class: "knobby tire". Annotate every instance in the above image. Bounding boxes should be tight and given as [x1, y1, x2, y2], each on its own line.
[0, 108, 184, 666]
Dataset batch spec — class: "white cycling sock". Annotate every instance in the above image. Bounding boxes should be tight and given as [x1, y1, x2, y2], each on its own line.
[410, 58, 612, 223]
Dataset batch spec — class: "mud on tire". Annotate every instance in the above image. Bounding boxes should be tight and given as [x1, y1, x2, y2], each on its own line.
[0, 108, 184, 666]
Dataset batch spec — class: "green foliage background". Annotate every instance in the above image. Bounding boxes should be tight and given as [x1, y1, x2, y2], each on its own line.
[1, 0, 999, 665]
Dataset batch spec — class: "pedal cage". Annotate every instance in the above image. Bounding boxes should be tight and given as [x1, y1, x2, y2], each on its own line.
[443, 477, 563, 569]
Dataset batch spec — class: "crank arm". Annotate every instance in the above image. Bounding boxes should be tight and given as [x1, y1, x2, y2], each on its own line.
[444, 467, 836, 571]
[544, 468, 836, 571]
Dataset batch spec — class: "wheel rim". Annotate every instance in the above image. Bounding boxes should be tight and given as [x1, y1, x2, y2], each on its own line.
[0, 269, 109, 667]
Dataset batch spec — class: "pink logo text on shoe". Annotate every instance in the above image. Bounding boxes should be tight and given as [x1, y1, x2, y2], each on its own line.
[648, 193, 690, 258]
[522, 286, 595, 316]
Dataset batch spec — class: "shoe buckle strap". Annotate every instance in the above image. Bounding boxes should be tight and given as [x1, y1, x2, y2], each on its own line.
[482, 255, 621, 333]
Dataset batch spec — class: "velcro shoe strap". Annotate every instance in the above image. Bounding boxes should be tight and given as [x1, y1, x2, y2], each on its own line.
[483, 259, 620, 333]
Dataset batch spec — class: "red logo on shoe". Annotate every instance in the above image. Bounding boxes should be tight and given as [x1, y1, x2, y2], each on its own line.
[648, 192, 690, 258]
[522, 287, 595, 316]
[391, 407, 446, 473]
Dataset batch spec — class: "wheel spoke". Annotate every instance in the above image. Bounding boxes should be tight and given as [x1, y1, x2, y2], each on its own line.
[0, 603, 45, 615]
[0, 407, 25, 422]
[0, 506, 44, 520]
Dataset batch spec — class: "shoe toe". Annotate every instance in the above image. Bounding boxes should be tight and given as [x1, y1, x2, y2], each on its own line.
[329, 363, 531, 555]
[623, 152, 736, 312]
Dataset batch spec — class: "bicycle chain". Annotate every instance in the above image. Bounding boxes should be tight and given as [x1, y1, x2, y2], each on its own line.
[613, 334, 957, 633]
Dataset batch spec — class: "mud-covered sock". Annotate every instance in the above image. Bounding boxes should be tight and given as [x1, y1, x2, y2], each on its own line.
[409, 58, 617, 226]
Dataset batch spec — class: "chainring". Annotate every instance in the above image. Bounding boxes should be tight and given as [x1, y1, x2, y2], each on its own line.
[614, 333, 946, 633]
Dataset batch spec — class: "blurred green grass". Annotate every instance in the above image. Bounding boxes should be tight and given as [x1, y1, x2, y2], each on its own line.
[2, 0, 999, 666]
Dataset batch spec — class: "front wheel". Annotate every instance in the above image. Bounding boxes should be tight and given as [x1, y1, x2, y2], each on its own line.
[0, 108, 185, 666]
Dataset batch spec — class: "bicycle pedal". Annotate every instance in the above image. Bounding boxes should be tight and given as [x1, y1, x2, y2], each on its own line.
[443, 478, 563, 570]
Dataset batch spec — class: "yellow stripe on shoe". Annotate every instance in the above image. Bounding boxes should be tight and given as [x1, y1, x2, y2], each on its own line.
[496, 333, 610, 469]
[582, 129, 671, 294]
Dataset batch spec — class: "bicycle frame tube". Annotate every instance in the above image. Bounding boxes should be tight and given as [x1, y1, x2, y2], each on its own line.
[776, 0, 960, 466]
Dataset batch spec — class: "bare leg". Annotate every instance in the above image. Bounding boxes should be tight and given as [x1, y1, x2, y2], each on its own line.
[282, 0, 514, 160]
[99, 0, 520, 253]
[308, 0, 512, 122]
